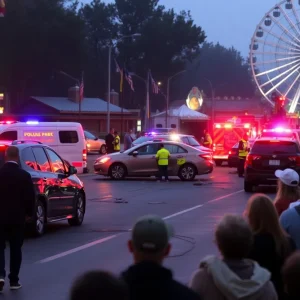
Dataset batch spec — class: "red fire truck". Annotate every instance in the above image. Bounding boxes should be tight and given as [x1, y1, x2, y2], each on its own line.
[212, 122, 256, 166]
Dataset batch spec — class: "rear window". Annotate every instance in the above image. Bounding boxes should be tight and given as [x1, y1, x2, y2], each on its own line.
[252, 141, 298, 154]
[59, 131, 79, 144]
[134, 136, 151, 144]
[187, 137, 200, 147]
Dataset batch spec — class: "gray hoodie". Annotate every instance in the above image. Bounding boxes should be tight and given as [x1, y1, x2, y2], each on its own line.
[280, 201, 300, 249]
[189, 256, 277, 300]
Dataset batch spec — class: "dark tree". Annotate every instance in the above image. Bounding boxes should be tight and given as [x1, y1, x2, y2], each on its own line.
[179, 42, 255, 101]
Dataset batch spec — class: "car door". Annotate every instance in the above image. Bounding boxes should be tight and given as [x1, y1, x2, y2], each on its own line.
[164, 144, 188, 175]
[44, 147, 75, 215]
[31, 146, 63, 218]
[128, 143, 159, 176]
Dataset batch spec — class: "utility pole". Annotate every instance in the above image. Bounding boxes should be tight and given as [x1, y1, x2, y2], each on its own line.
[145, 70, 150, 130]
[107, 45, 112, 133]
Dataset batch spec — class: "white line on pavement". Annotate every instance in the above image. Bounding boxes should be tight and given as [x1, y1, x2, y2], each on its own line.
[37, 235, 118, 264]
[37, 189, 243, 264]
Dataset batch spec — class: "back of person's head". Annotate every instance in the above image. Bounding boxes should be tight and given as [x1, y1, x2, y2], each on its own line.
[5, 146, 19, 163]
[160, 143, 164, 149]
[128, 215, 173, 264]
[245, 193, 290, 256]
[275, 169, 300, 203]
[215, 214, 253, 260]
[110, 128, 114, 133]
[114, 131, 118, 135]
[70, 270, 128, 300]
[282, 251, 300, 299]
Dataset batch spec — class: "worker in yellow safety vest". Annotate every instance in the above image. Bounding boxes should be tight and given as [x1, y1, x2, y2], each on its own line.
[203, 129, 213, 148]
[238, 133, 249, 177]
[113, 131, 121, 152]
[155, 143, 170, 182]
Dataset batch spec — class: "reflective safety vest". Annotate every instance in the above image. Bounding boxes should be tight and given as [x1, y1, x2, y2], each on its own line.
[155, 148, 170, 166]
[114, 135, 120, 151]
[238, 139, 248, 158]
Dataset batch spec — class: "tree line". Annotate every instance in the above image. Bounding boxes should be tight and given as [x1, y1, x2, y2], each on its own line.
[0, 0, 255, 112]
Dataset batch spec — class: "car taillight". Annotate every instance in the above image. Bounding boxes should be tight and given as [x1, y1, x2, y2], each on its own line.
[288, 156, 300, 166]
[199, 154, 212, 160]
[83, 149, 87, 161]
[246, 154, 261, 166]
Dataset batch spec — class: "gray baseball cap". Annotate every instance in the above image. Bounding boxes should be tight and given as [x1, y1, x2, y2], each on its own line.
[132, 215, 173, 252]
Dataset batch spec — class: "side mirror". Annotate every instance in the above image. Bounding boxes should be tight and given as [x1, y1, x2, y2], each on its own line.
[132, 151, 138, 156]
[68, 166, 77, 175]
[94, 137, 98, 141]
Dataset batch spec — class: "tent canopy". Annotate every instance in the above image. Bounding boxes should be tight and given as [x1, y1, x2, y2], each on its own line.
[152, 105, 209, 120]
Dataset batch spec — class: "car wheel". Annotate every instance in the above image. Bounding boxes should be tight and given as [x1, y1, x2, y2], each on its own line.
[99, 145, 107, 155]
[179, 164, 196, 181]
[68, 193, 85, 226]
[32, 200, 46, 237]
[215, 160, 223, 166]
[244, 181, 254, 192]
[110, 163, 126, 180]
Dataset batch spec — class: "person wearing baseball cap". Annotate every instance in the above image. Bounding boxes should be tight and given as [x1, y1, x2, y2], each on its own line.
[121, 215, 200, 300]
[274, 168, 300, 216]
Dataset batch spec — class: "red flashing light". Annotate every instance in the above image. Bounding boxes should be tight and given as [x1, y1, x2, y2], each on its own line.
[215, 124, 221, 128]
[224, 123, 232, 129]
[244, 123, 250, 129]
[246, 154, 261, 166]
[82, 149, 87, 161]
[0, 121, 14, 125]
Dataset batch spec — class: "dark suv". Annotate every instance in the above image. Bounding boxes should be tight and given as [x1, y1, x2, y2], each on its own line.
[0, 141, 86, 236]
[244, 137, 300, 192]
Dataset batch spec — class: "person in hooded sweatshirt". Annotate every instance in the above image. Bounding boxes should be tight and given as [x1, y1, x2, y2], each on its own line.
[121, 215, 201, 300]
[189, 214, 277, 300]
[245, 194, 295, 299]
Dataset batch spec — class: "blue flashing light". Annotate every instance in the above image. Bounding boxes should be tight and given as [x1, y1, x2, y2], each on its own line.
[26, 121, 39, 125]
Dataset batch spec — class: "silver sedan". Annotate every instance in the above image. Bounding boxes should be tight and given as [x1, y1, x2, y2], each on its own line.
[94, 141, 214, 181]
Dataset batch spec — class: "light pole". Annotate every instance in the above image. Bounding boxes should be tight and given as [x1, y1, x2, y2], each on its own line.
[107, 33, 141, 133]
[166, 70, 186, 127]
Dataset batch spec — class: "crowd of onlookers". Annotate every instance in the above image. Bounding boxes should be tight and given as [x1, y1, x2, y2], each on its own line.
[69, 168, 300, 300]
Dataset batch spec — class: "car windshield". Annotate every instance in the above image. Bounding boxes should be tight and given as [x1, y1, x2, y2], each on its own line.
[252, 141, 298, 154]
[187, 137, 200, 146]
[133, 136, 152, 144]
[84, 131, 96, 139]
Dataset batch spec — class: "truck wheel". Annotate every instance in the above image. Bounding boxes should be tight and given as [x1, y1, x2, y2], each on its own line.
[244, 181, 254, 193]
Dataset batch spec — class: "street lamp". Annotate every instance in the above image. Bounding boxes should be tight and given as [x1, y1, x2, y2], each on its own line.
[166, 70, 186, 127]
[107, 33, 141, 133]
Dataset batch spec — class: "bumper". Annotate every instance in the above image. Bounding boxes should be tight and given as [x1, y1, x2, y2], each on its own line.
[196, 160, 214, 175]
[94, 163, 110, 175]
[245, 167, 277, 185]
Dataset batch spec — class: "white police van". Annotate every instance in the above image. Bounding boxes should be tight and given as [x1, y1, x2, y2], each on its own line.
[0, 121, 87, 173]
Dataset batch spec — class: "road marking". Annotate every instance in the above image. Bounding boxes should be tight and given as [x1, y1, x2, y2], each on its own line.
[163, 190, 243, 220]
[37, 189, 243, 264]
[37, 235, 118, 264]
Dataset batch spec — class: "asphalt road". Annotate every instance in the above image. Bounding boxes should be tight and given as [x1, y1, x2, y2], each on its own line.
[1, 166, 276, 299]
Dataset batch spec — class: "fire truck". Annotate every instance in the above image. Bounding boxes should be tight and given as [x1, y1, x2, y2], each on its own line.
[212, 121, 256, 166]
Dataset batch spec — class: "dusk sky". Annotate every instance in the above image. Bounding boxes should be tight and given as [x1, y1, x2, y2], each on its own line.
[81, 0, 278, 57]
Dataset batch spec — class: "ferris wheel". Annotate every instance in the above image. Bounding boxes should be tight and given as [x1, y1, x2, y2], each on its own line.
[249, 0, 300, 113]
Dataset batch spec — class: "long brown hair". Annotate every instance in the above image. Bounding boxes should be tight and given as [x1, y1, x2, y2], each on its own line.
[246, 193, 291, 257]
[274, 179, 300, 205]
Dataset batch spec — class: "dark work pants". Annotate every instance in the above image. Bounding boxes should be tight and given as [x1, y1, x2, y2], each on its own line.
[0, 225, 24, 283]
[158, 165, 169, 180]
[238, 158, 246, 177]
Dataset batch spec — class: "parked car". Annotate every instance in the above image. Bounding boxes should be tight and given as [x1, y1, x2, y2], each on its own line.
[94, 140, 214, 181]
[228, 143, 239, 168]
[132, 134, 212, 153]
[84, 130, 106, 154]
[244, 136, 300, 192]
[0, 140, 86, 236]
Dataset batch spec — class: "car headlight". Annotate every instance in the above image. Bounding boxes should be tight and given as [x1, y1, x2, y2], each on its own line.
[96, 156, 111, 164]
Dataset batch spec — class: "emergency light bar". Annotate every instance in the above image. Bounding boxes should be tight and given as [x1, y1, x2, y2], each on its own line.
[0, 121, 17, 125]
[26, 121, 39, 125]
[263, 128, 292, 133]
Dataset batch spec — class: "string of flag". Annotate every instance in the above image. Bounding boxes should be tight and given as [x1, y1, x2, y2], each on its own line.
[115, 59, 135, 92]
[149, 71, 159, 94]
